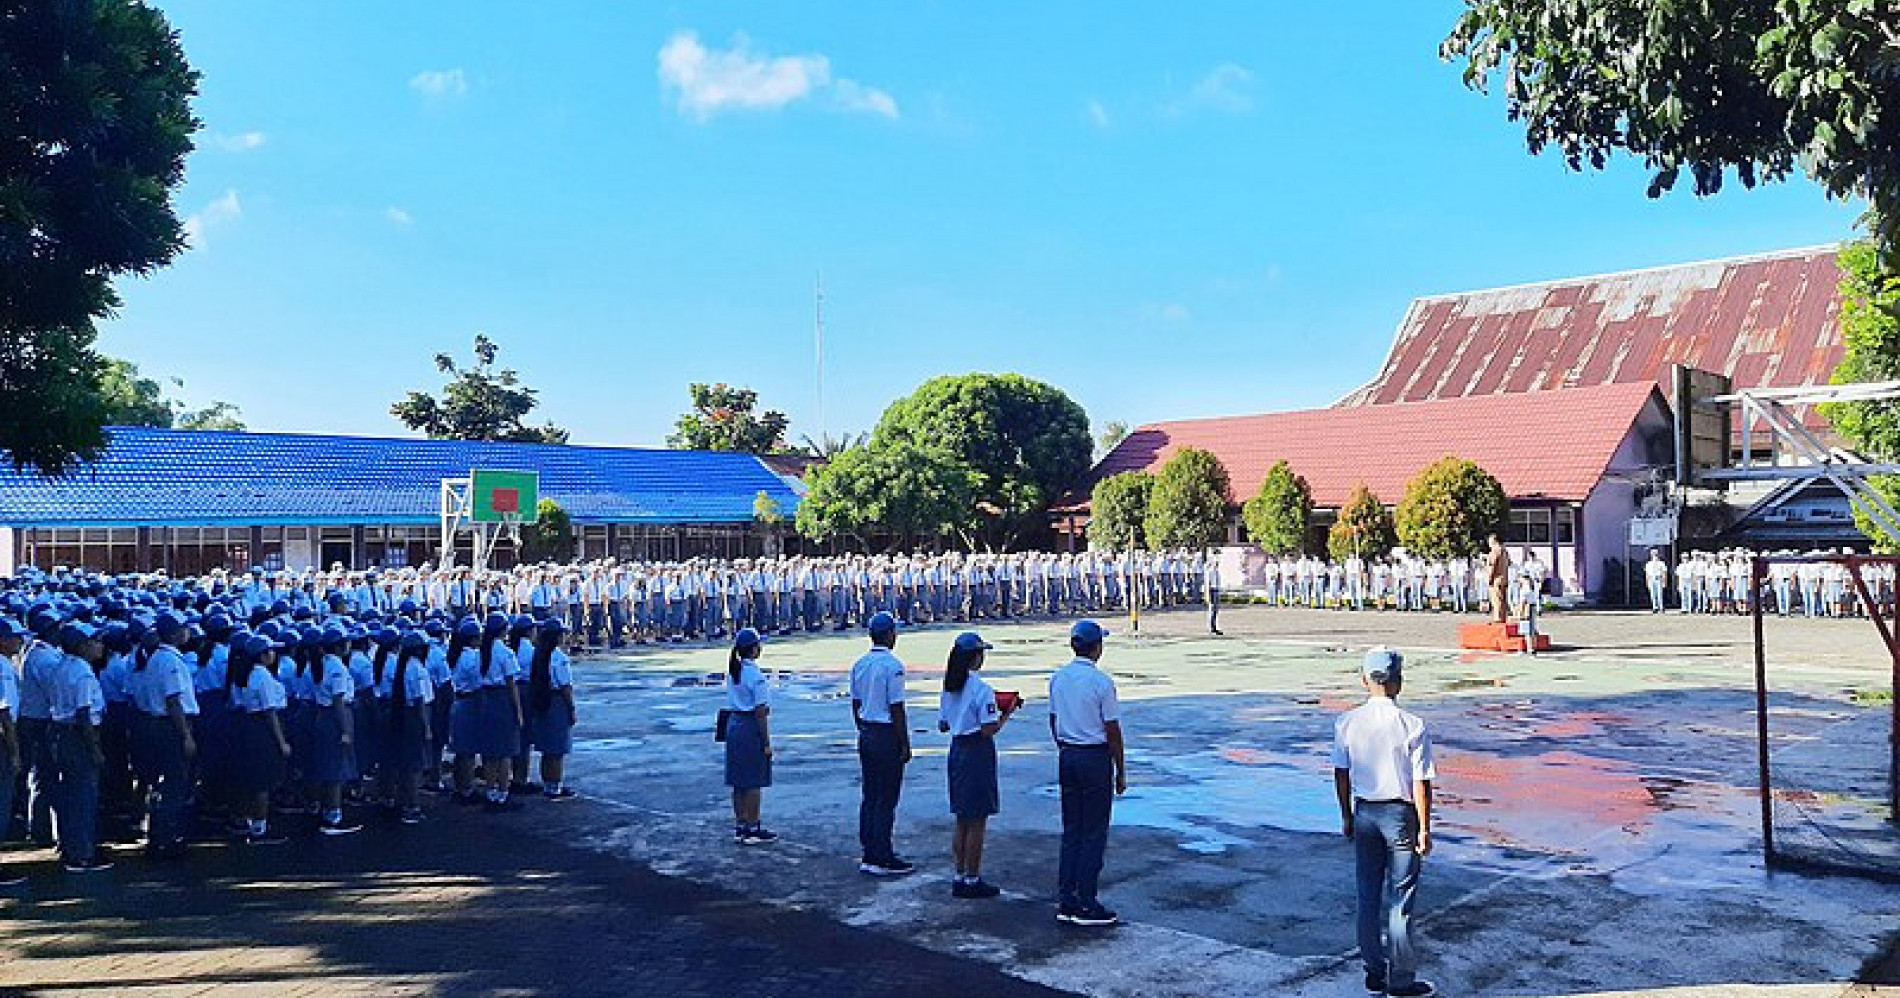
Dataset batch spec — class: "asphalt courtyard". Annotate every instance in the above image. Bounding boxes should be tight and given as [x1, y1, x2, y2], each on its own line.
[0, 602, 1895, 997]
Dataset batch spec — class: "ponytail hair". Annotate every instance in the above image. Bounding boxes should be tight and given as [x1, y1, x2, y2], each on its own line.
[943, 644, 982, 693]
[530, 629, 556, 714]
[727, 647, 745, 684]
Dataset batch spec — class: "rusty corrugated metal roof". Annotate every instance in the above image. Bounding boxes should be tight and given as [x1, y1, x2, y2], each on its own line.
[1337, 247, 1845, 410]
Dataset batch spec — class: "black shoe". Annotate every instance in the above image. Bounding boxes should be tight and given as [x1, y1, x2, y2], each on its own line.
[510, 781, 544, 795]
[859, 858, 916, 876]
[483, 797, 523, 813]
[320, 817, 363, 836]
[1062, 903, 1118, 927]
[952, 879, 1001, 899]
[242, 831, 289, 846]
[1386, 983, 1436, 998]
[1365, 970, 1388, 995]
[63, 857, 115, 873]
[740, 826, 778, 845]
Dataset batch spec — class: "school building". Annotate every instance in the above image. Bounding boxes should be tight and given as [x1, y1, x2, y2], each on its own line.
[1075, 245, 1856, 599]
[0, 427, 804, 575]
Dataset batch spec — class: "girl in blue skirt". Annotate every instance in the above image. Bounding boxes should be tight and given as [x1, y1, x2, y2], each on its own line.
[724, 628, 776, 844]
[311, 627, 361, 835]
[423, 619, 453, 792]
[448, 617, 483, 805]
[522, 618, 577, 800]
[280, 628, 321, 818]
[348, 628, 384, 804]
[462, 614, 522, 812]
[382, 630, 434, 824]
[224, 633, 291, 846]
[507, 614, 540, 795]
[937, 631, 1012, 899]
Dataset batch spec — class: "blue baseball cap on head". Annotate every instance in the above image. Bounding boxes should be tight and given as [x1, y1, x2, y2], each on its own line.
[866, 611, 897, 635]
[321, 625, 348, 646]
[510, 614, 535, 634]
[374, 627, 401, 647]
[0, 617, 23, 640]
[242, 633, 280, 659]
[455, 618, 482, 639]
[483, 614, 510, 637]
[400, 630, 428, 651]
[58, 620, 98, 649]
[734, 627, 763, 649]
[1362, 647, 1403, 683]
[423, 619, 447, 637]
[1069, 619, 1108, 645]
[153, 610, 188, 637]
[953, 631, 993, 653]
[539, 617, 569, 636]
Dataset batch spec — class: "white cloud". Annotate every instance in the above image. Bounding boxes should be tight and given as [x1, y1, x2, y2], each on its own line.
[657, 31, 898, 121]
[1142, 302, 1192, 323]
[409, 68, 468, 100]
[1167, 63, 1255, 116]
[384, 207, 413, 226]
[1085, 99, 1111, 129]
[183, 189, 242, 249]
[211, 131, 267, 153]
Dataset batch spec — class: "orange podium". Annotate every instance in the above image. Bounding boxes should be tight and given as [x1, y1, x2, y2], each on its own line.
[1458, 621, 1551, 653]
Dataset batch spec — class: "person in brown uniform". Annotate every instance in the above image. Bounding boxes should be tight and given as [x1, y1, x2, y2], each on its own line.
[1485, 534, 1511, 623]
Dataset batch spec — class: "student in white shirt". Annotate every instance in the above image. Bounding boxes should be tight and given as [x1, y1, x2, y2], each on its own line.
[723, 628, 776, 844]
[1332, 648, 1437, 998]
[1048, 619, 1124, 927]
[937, 631, 1013, 899]
[1644, 549, 1670, 613]
[849, 611, 913, 876]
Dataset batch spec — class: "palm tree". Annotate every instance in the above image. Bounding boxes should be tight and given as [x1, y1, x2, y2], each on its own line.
[800, 430, 868, 459]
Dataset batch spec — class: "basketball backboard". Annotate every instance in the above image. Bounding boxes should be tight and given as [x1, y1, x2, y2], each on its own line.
[470, 469, 539, 524]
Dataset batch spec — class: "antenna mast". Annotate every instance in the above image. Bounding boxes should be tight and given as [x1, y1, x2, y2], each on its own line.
[815, 273, 826, 442]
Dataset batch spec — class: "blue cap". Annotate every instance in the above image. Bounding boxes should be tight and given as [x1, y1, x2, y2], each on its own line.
[320, 625, 348, 646]
[423, 619, 447, 637]
[953, 631, 993, 653]
[58, 620, 99, 649]
[242, 634, 281, 659]
[0, 617, 25, 640]
[1362, 647, 1403, 683]
[483, 614, 510, 637]
[1069, 619, 1108, 645]
[456, 618, 482, 639]
[153, 610, 188, 636]
[866, 611, 897, 635]
[510, 614, 535, 633]
[539, 617, 569, 635]
[374, 627, 401, 647]
[734, 627, 763, 649]
[400, 630, 428, 651]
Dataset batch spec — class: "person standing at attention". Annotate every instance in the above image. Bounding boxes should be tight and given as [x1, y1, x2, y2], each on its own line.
[850, 611, 914, 876]
[1484, 534, 1511, 623]
[1048, 619, 1124, 927]
[1332, 647, 1437, 998]
[724, 628, 776, 845]
[1644, 549, 1670, 614]
[937, 631, 1011, 898]
[1204, 549, 1224, 636]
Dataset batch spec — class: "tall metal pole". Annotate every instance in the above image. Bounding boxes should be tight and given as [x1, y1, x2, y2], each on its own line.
[1752, 556, 1775, 863]
[815, 273, 826, 444]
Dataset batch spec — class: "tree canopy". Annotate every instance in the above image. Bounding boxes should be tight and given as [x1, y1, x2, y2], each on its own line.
[1328, 483, 1398, 562]
[1097, 420, 1131, 459]
[1144, 448, 1232, 550]
[1087, 470, 1154, 552]
[871, 373, 1091, 549]
[95, 357, 246, 431]
[1241, 460, 1312, 555]
[1822, 241, 1900, 456]
[1394, 457, 1507, 559]
[794, 441, 976, 550]
[2, 0, 201, 473]
[668, 383, 790, 454]
[517, 497, 575, 563]
[390, 334, 568, 444]
[1442, 0, 1900, 258]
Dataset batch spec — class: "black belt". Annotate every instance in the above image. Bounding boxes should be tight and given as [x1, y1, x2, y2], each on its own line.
[1356, 797, 1408, 805]
[1058, 741, 1108, 750]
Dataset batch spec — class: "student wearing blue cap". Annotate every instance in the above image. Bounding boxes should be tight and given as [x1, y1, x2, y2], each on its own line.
[520, 618, 577, 800]
[506, 614, 541, 795]
[1331, 647, 1437, 998]
[0, 618, 28, 877]
[470, 613, 524, 811]
[1048, 619, 1124, 926]
[311, 627, 363, 835]
[850, 610, 913, 876]
[937, 631, 1013, 898]
[19, 613, 64, 847]
[422, 619, 453, 792]
[382, 630, 435, 824]
[49, 621, 111, 872]
[723, 628, 776, 844]
[128, 613, 199, 859]
[447, 617, 485, 803]
[224, 633, 291, 845]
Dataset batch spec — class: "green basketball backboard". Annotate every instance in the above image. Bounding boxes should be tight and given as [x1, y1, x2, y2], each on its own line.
[470, 469, 539, 523]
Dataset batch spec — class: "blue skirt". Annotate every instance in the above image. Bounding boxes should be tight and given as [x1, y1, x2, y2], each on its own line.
[194, 689, 233, 791]
[450, 695, 478, 756]
[352, 696, 383, 776]
[382, 703, 432, 773]
[471, 685, 520, 759]
[527, 698, 574, 756]
[723, 710, 771, 790]
[230, 711, 289, 795]
[948, 734, 999, 819]
[282, 700, 313, 783]
[306, 704, 359, 784]
[431, 683, 453, 758]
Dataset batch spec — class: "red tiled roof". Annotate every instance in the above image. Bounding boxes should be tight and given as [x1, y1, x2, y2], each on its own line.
[1337, 247, 1844, 409]
[1081, 382, 1662, 509]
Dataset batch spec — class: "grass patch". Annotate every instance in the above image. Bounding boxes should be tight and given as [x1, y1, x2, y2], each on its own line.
[1851, 688, 1895, 706]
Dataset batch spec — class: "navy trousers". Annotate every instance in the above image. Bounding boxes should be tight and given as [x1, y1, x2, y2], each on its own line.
[1058, 745, 1114, 909]
[856, 723, 905, 865]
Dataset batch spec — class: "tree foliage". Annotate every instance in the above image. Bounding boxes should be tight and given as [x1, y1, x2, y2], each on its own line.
[1, 1, 201, 473]
[668, 383, 790, 454]
[95, 357, 246, 431]
[1144, 448, 1231, 550]
[1328, 483, 1398, 561]
[176, 400, 245, 431]
[752, 490, 786, 527]
[794, 441, 977, 550]
[1097, 420, 1131, 459]
[800, 430, 868, 459]
[872, 373, 1091, 549]
[1087, 471, 1154, 552]
[1442, 0, 1900, 259]
[1822, 241, 1900, 456]
[518, 497, 575, 563]
[1394, 457, 1507, 560]
[390, 334, 568, 444]
[1241, 460, 1312, 555]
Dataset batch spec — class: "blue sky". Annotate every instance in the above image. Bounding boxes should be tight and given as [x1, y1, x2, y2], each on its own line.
[108, 1, 1863, 448]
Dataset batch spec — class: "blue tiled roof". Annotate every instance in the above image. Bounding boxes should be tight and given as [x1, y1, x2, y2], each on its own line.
[0, 427, 802, 528]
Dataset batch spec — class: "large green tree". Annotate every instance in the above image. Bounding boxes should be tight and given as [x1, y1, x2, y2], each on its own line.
[1395, 457, 1508, 559]
[1328, 483, 1398, 561]
[669, 383, 790, 454]
[517, 497, 575, 563]
[1087, 470, 1154, 552]
[872, 373, 1091, 549]
[96, 356, 246, 430]
[794, 441, 976, 550]
[1443, 0, 1900, 258]
[1144, 447, 1232, 550]
[2, 0, 201, 472]
[391, 334, 568, 444]
[1818, 241, 1900, 549]
[1241, 460, 1312, 555]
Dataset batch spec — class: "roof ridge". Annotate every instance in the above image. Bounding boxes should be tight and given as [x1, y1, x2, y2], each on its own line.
[104, 424, 683, 457]
[1410, 244, 1839, 303]
[1132, 381, 1657, 433]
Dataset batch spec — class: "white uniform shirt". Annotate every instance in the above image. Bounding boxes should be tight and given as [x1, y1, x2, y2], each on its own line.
[1048, 657, 1120, 746]
[49, 653, 105, 725]
[1330, 695, 1436, 803]
[849, 647, 907, 724]
[938, 674, 999, 737]
[0, 654, 19, 713]
[727, 659, 771, 712]
[133, 645, 200, 716]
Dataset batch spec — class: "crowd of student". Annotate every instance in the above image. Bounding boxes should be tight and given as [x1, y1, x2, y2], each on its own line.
[1648, 548, 1894, 617]
[0, 566, 579, 876]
